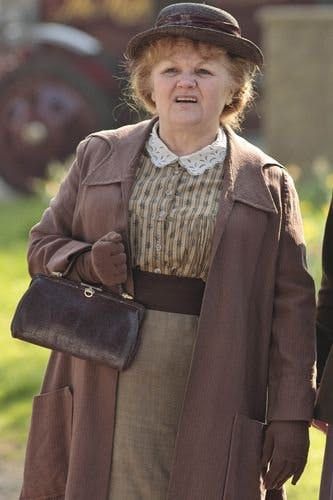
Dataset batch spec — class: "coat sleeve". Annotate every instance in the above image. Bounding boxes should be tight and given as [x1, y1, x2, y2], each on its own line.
[316, 194, 333, 384]
[27, 138, 92, 277]
[267, 170, 316, 422]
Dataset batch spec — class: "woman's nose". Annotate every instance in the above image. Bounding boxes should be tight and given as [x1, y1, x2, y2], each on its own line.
[176, 76, 197, 88]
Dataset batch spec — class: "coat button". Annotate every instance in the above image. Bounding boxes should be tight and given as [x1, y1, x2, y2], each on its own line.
[154, 268, 162, 274]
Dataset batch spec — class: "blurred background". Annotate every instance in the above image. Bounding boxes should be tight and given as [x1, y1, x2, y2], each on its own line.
[0, 0, 332, 498]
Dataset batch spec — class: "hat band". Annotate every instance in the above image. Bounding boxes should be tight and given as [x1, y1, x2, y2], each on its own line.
[156, 13, 241, 37]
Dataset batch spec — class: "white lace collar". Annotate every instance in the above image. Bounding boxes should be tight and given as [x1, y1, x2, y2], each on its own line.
[146, 122, 227, 176]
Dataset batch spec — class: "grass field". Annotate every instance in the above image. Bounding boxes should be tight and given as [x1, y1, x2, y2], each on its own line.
[0, 191, 329, 498]
[0, 196, 49, 457]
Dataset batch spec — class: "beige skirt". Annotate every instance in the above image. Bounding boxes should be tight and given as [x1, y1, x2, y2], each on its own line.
[108, 309, 198, 500]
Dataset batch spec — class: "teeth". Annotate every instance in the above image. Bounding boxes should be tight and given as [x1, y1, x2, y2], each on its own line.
[176, 97, 197, 103]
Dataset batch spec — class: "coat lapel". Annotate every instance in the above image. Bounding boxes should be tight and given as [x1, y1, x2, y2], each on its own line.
[209, 127, 280, 265]
[167, 130, 284, 500]
[85, 119, 157, 295]
[83, 120, 280, 294]
[83, 119, 157, 185]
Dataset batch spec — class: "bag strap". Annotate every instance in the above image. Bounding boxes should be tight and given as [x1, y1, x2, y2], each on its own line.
[52, 246, 92, 279]
[52, 246, 130, 297]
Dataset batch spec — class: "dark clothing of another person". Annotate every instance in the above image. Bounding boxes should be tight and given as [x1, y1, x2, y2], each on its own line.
[315, 196, 333, 500]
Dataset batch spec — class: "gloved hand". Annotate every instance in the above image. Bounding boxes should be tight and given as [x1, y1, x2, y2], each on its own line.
[75, 231, 127, 287]
[261, 420, 309, 490]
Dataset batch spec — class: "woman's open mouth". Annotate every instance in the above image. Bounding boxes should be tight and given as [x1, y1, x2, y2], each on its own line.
[175, 96, 198, 103]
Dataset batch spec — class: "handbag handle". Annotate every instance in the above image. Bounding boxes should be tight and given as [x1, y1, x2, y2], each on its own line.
[51, 246, 131, 299]
[51, 246, 92, 279]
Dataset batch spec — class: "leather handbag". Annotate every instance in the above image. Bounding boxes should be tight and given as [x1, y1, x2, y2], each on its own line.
[11, 259, 145, 371]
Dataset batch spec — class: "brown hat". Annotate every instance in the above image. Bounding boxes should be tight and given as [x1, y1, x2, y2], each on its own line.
[126, 2, 263, 67]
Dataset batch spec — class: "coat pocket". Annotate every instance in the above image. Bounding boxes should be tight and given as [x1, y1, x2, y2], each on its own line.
[222, 414, 265, 500]
[21, 386, 73, 499]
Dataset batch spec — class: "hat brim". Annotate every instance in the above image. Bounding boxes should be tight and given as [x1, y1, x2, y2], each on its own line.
[126, 25, 263, 67]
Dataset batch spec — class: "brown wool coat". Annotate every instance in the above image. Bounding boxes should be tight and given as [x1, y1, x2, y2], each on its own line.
[21, 119, 316, 500]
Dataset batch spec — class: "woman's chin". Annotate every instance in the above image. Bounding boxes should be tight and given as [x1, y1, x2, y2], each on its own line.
[162, 116, 206, 130]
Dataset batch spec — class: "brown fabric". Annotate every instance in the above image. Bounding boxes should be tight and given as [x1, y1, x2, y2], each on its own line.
[319, 425, 333, 500]
[20, 387, 72, 499]
[20, 354, 118, 500]
[108, 309, 198, 500]
[133, 269, 204, 315]
[261, 421, 309, 490]
[22, 119, 316, 500]
[90, 231, 127, 287]
[315, 347, 333, 423]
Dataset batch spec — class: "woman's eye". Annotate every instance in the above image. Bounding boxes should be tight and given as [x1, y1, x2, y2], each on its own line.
[163, 67, 177, 74]
[196, 68, 212, 75]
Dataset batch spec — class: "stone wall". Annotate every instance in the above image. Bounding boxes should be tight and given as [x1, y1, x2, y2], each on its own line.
[258, 6, 333, 169]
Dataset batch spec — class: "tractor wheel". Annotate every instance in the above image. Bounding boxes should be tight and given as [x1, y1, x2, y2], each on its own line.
[0, 55, 117, 192]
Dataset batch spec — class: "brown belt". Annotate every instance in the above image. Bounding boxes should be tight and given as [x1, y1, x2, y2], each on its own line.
[133, 269, 205, 316]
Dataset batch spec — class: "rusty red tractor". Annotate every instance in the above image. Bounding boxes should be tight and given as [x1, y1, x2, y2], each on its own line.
[0, 0, 317, 191]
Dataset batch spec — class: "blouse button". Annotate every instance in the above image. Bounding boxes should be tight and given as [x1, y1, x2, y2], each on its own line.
[156, 244, 162, 251]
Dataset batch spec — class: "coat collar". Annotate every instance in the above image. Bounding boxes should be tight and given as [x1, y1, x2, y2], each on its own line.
[82, 118, 157, 185]
[82, 119, 282, 294]
[225, 127, 281, 214]
[83, 119, 281, 216]
[208, 127, 281, 263]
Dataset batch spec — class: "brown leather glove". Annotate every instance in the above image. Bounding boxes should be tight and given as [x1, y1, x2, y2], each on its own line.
[75, 231, 127, 287]
[261, 420, 309, 490]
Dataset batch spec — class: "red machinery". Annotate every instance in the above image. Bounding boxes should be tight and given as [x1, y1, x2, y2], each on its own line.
[0, 0, 317, 191]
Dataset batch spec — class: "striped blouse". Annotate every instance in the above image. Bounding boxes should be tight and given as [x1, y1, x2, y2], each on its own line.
[128, 149, 224, 282]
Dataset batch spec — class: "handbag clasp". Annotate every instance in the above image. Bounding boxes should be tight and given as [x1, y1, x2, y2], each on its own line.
[84, 287, 95, 298]
[81, 283, 102, 298]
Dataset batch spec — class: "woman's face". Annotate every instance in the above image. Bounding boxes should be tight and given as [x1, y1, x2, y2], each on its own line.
[150, 42, 235, 133]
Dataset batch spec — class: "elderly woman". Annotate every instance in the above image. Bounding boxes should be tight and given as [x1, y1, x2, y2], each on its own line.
[20, 3, 315, 500]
